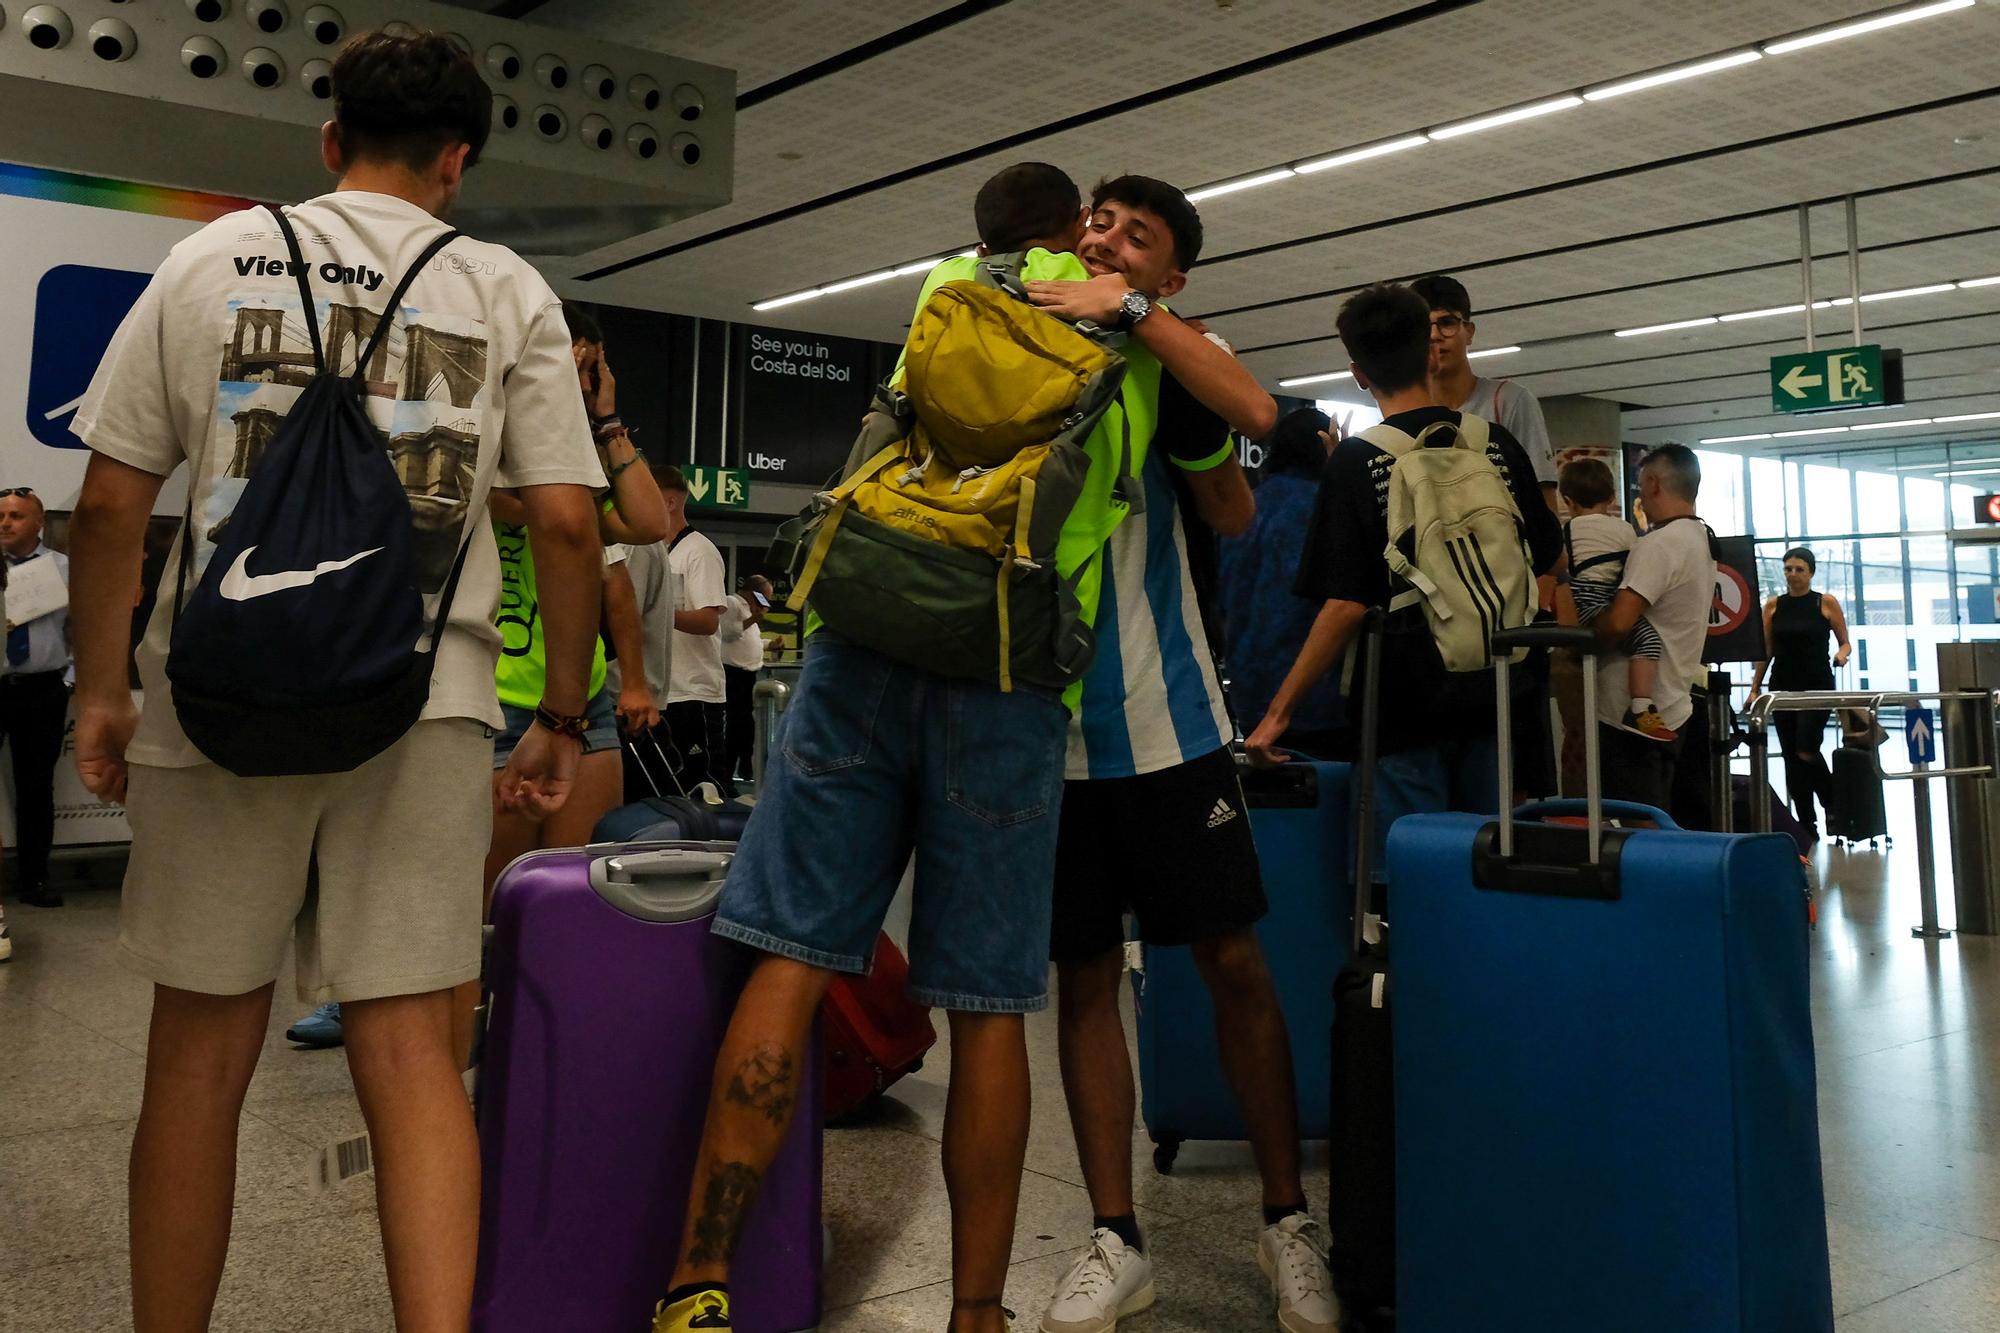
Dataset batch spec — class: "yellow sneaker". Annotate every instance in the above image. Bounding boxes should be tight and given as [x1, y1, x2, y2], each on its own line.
[1626, 707, 1679, 744]
[652, 1288, 731, 1331]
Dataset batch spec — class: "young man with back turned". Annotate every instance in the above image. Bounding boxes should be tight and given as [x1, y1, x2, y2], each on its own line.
[66, 31, 606, 1330]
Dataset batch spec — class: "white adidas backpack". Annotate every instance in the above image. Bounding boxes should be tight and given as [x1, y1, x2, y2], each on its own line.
[1364, 413, 1535, 671]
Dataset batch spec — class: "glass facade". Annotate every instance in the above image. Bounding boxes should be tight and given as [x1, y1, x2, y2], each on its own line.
[1696, 438, 2000, 694]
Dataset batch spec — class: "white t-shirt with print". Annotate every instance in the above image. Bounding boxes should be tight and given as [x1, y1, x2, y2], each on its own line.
[720, 593, 766, 672]
[1594, 517, 1716, 731]
[667, 528, 726, 704]
[73, 191, 605, 767]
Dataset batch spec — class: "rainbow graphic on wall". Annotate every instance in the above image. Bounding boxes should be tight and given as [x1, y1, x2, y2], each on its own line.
[0, 161, 254, 221]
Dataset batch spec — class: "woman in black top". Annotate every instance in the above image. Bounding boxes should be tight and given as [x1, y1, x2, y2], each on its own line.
[1749, 547, 1853, 836]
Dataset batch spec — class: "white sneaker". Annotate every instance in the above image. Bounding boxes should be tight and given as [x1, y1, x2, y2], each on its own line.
[1040, 1228, 1155, 1333]
[0, 917, 11, 962]
[1258, 1214, 1339, 1333]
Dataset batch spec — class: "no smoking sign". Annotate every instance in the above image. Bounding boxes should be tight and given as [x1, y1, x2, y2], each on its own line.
[1711, 562, 1753, 636]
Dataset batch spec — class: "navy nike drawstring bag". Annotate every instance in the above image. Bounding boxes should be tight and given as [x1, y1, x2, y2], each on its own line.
[168, 203, 473, 777]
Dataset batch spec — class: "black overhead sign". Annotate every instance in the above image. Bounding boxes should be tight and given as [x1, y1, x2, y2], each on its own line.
[732, 326, 892, 488]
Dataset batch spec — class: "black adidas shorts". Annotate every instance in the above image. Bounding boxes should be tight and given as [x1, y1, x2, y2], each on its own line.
[1050, 745, 1267, 962]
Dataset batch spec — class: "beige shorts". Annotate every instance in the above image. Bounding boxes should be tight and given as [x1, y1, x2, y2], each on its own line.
[119, 718, 495, 1005]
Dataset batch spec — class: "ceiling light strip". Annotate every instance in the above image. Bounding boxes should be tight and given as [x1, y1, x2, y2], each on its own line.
[1582, 50, 1763, 101]
[1277, 371, 1354, 387]
[1427, 95, 1583, 141]
[1701, 411, 2000, 445]
[1761, 0, 1975, 57]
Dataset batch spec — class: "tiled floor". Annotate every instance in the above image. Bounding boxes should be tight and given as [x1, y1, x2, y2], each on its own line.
[1, 793, 1997, 1331]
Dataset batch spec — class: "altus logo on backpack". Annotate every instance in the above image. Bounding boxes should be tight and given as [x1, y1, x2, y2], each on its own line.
[890, 507, 940, 530]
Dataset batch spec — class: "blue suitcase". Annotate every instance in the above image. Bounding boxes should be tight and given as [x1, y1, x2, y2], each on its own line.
[593, 794, 752, 844]
[1135, 753, 1349, 1172]
[1388, 626, 1831, 1333]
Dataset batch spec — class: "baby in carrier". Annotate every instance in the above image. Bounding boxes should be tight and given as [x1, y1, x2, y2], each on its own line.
[1559, 458, 1676, 742]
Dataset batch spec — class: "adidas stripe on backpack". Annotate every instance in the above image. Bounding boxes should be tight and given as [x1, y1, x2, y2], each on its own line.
[1365, 413, 1535, 671]
[166, 203, 473, 777]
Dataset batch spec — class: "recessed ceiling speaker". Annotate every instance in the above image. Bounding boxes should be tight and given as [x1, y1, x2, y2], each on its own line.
[300, 56, 332, 98]
[88, 15, 135, 60]
[22, 5, 73, 50]
[246, 0, 286, 34]
[627, 123, 658, 159]
[492, 94, 518, 131]
[180, 33, 224, 77]
[628, 73, 661, 111]
[242, 45, 284, 88]
[534, 52, 568, 91]
[579, 113, 614, 150]
[673, 83, 704, 122]
[533, 104, 566, 141]
[301, 4, 341, 44]
[670, 132, 701, 167]
[186, 0, 227, 22]
[582, 62, 614, 100]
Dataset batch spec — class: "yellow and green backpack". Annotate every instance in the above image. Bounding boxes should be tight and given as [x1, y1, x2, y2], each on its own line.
[779, 253, 1134, 691]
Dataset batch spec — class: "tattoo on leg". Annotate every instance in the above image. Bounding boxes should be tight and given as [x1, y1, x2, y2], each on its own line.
[724, 1044, 797, 1126]
[686, 1162, 761, 1267]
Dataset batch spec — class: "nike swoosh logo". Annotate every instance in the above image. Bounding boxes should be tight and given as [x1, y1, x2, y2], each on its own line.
[218, 545, 384, 601]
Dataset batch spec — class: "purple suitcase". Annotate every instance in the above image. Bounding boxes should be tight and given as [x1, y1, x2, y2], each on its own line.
[473, 842, 823, 1332]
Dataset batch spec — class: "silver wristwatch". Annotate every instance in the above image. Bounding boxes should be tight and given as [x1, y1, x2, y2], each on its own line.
[1116, 289, 1154, 330]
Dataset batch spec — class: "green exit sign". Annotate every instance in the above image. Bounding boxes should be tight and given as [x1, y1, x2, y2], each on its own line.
[1769, 344, 1903, 414]
[685, 464, 749, 509]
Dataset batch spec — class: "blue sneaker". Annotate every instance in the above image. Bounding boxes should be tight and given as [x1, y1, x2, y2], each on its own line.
[287, 1001, 344, 1048]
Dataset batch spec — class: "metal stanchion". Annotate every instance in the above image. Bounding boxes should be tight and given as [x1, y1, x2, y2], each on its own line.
[1746, 708, 1773, 833]
[1708, 669, 1734, 832]
[1912, 750, 1951, 940]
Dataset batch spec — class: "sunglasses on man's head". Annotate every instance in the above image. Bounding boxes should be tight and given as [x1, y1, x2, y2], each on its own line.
[0, 488, 34, 499]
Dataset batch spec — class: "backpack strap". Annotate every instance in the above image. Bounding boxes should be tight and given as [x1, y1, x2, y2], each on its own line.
[355, 226, 462, 384]
[264, 204, 325, 373]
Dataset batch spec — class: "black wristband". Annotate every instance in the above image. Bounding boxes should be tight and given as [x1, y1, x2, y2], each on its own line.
[533, 704, 588, 739]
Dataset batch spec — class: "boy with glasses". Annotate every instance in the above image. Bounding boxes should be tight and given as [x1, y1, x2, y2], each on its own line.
[1411, 275, 1557, 508]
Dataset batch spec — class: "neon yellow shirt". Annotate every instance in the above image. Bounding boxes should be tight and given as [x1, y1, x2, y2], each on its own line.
[492, 518, 608, 709]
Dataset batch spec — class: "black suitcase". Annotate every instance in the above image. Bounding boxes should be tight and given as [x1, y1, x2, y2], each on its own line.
[1328, 611, 1395, 1323]
[1826, 746, 1889, 846]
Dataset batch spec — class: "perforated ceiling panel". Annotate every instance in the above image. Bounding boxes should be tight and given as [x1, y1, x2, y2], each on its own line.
[443, 0, 2000, 457]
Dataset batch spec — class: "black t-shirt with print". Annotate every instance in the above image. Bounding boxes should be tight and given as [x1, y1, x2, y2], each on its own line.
[1293, 407, 1561, 755]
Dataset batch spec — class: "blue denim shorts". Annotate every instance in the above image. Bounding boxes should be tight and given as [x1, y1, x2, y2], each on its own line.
[712, 633, 1069, 1013]
[492, 686, 620, 770]
[1372, 734, 1499, 880]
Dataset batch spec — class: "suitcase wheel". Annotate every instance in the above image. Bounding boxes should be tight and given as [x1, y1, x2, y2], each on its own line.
[1152, 1137, 1182, 1175]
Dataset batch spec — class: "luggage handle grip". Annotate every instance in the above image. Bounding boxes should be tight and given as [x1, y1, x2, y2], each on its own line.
[589, 849, 731, 923]
[1510, 798, 1678, 830]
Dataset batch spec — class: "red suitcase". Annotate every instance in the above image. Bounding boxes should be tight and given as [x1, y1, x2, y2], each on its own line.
[821, 932, 937, 1119]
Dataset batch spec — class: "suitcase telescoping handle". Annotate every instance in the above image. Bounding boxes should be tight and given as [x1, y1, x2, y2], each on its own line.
[1493, 624, 1602, 864]
[589, 847, 732, 923]
[1350, 609, 1386, 956]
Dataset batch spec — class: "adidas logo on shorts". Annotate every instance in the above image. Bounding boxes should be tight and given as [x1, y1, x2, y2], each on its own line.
[1206, 797, 1239, 829]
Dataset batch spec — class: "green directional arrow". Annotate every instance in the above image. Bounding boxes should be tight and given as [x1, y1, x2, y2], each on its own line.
[1778, 363, 1823, 399]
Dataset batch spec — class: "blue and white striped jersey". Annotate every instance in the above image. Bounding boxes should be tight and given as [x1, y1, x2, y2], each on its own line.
[1066, 377, 1235, 781]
